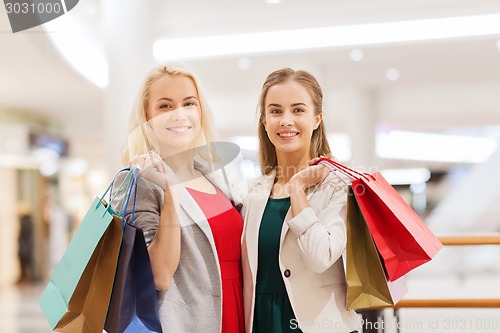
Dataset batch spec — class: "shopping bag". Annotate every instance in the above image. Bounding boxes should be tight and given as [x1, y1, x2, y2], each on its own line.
[105, 167, 163, 333]
[55, 214, 122, 332]
[346, 187, 407, 310]
[104, 224, 163, 333]
[39, 169, 136, 331]
[318, 158, 443, 281]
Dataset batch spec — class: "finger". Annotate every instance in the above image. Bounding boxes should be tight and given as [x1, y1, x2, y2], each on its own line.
[308, 157, 321, 166]
[150, 151, 164, 163]
[310, 165, 327, 179]
[158, 159, 167, 173]
[133, 155, 147, 169]
[146, 151, 158, 167]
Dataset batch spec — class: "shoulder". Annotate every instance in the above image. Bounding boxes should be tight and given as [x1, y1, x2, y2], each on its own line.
[249, 173, 274, 192]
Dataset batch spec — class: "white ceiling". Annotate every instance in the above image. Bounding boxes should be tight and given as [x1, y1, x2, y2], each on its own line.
[1, 0, 500, 164]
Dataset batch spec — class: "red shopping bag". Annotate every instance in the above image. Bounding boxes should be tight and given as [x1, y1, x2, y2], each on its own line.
[318, 158, 443, 281]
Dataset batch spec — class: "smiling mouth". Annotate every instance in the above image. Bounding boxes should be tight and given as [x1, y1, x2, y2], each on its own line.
[278, 132, 299, 138]
[167, 126, 193, 132]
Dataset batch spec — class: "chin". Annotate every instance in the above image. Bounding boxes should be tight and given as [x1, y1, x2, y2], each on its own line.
[275, 144, 300, 154]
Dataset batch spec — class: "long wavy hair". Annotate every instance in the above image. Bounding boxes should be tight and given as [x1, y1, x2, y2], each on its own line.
[257, 68, 331, 175]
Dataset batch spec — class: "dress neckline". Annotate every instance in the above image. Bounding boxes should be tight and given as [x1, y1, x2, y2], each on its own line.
[186, 186, 219, 196]
[268, 196, 290, 202]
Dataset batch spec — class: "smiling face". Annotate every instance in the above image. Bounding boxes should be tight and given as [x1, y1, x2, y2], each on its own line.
[146, 74, 202, 156]
[263, 79, 322, 160]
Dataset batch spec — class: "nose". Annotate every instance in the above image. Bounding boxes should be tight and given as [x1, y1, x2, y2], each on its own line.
[279, 110, 294, 126]
[172, 107, 187, 121]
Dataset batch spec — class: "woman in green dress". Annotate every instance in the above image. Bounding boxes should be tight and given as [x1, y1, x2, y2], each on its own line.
[241, 68, 360, 333]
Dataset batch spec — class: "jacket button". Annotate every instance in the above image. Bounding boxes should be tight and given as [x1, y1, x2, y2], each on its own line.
[284, 269, 291, 278]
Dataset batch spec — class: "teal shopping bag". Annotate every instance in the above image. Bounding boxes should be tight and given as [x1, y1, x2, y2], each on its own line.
[39, 169, 137, 331]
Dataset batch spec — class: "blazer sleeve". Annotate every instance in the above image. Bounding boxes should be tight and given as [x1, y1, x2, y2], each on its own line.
[110, 171, 164, 246]
[286, 179, 348, 274]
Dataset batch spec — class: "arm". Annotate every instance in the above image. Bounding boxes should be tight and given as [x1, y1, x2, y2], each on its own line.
[288, 167, 347, 273]
[147, 185, 181, 291]
[130, 153, 181, 291]
[289, 164, 328, 217]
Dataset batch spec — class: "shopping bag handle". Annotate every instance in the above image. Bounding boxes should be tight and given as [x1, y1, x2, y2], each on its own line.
[120, 167, 139, 227]
[108, 167, 139, 227]
[317, 157, 370, 181]
[99, 166, 138, 213]
[109, 166, 138, 207]
[108, 167, 132, 202]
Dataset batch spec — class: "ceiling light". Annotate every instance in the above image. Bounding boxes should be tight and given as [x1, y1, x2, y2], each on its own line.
[376, 130, 498, 163]
[349, 49, 364, 61]
[44, 14, 108, 88]
[386, 68, 400, 81]
[154, 13, 500, 60]
[266, 0, 281, 4]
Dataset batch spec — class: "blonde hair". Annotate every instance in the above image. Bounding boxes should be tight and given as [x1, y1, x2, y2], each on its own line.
[257, 68, 331, 175]
[122, 61, 218, 166]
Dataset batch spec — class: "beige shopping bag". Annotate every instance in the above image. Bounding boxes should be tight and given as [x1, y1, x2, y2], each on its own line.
[346, 186, 407, 310]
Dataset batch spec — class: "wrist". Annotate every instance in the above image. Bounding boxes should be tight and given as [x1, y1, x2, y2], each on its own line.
[289, 177, 306, 194]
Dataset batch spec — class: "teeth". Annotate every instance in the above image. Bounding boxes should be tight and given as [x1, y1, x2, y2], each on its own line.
[279, 132, 297, 137]
[168, 127, 191, 132]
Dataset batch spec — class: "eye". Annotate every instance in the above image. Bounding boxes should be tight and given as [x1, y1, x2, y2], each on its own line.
[184, 101, 198, 108]
[269, 109, 281, 114]
[159, 104, 172, 110]
[294, 108, 305, 113]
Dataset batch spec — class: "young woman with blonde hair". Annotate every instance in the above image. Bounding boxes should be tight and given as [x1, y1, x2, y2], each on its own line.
[114, 61, 244, 333]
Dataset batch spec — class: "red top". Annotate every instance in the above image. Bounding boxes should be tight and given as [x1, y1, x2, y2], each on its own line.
[186, 187, 244, 333]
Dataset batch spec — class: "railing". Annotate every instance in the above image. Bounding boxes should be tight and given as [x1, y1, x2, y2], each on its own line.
[438, 235, 500, 246]
[365, 235, 500, 333]
[394, 299, 500, 308]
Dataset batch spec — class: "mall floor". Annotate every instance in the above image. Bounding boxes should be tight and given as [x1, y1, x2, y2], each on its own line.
[0, 277, 499, 333]
[0, 283, 49, 333]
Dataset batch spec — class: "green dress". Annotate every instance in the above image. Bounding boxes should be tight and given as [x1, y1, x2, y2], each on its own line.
[252, 197, 302, 333]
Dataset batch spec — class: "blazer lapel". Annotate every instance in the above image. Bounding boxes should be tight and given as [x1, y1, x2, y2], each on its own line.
[245, 172, 275, 281]
[178, 186, 216, 244]
[177, 162, 242, 266]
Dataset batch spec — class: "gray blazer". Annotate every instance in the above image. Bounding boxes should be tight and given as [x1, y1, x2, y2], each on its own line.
[111, 163, 242, 333]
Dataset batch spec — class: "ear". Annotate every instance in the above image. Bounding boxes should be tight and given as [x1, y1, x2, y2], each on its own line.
[314, 112, 323, 130]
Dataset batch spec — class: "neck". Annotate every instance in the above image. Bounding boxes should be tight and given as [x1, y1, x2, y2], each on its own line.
[275, 151, 310, 184]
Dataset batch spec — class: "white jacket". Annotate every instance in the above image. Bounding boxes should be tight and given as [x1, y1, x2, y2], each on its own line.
[241, 171, 360, 333]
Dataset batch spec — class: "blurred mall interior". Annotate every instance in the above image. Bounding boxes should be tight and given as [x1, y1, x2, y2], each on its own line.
[1, 0, 500, 332]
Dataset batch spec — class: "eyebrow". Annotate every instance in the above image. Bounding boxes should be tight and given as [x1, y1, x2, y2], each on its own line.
[156, 96, 199, 102]
[267, 102, 307, 108]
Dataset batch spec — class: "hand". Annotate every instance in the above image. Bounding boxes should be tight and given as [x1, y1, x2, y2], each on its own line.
[308, 155, 326, 166]
[290, 164, 329, 192]
[131, 152, 177, 190]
